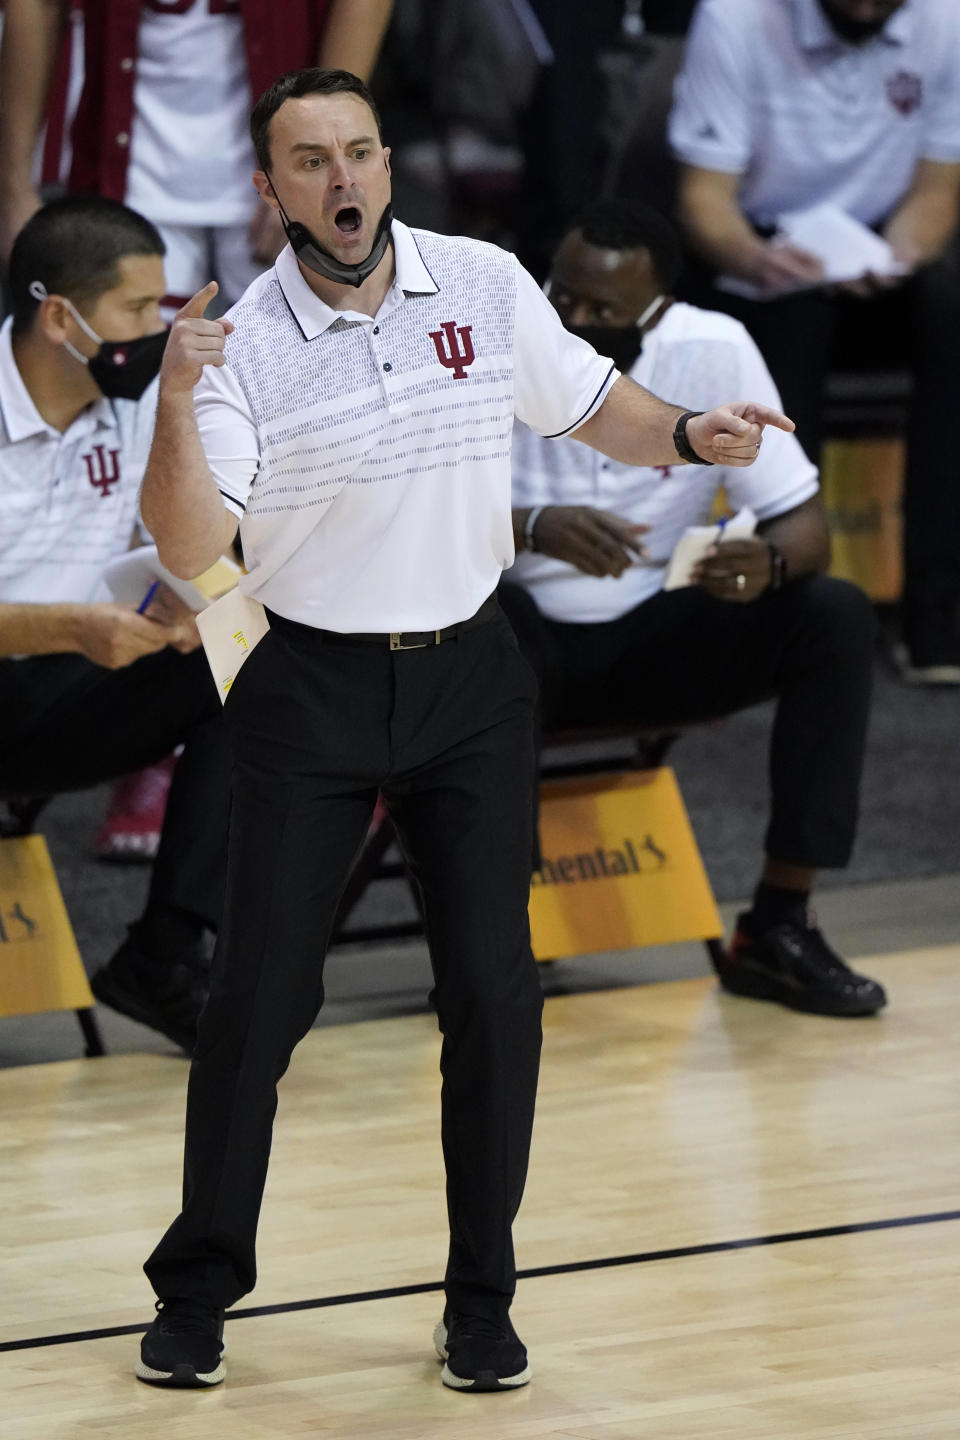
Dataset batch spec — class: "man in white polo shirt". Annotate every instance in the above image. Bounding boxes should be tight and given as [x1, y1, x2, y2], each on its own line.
[0, 196, 232, 1052]
[133, 68, 791, 1394]
[504, 199, 885, 1021]
[669, 0, 960, 682]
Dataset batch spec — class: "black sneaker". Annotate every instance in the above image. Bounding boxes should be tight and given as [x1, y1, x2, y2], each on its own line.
[714, 909, 887, 1018]
[434, 1312, 531, 1392]
[136, 1299, 225, 1387]
[89, 925, 207, 1053]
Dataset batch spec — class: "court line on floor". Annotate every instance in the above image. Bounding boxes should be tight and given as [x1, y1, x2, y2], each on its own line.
[3, 1207, 958, 1354]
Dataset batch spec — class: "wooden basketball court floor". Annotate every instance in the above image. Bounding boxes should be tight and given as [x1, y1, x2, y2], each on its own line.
[3, 943, 959, 1440]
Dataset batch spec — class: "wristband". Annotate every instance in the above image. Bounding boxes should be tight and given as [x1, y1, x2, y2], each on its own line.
[673, 410, 714, 466]
[524, 505, 547, 552]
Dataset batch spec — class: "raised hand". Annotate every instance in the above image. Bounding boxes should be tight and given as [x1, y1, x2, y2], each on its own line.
[161, 281, 235, 394]
[686, 403, 794, 467]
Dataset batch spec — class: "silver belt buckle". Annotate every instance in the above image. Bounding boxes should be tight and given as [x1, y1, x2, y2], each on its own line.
[389, 630, 441, 651]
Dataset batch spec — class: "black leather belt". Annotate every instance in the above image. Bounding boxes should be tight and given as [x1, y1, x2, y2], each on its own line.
[266, 593, 499, 650]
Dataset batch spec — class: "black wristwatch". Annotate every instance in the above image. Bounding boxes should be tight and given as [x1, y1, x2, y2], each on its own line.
[766, 541, 787, 591]
[672, 410, 714, 466]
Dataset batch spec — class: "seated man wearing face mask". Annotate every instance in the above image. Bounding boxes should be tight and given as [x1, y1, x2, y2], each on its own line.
[503, 199, 885, 1018]
[0, 197, 231, 1051]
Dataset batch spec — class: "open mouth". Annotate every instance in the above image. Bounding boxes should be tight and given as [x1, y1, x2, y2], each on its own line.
[335, 207, 362, 235]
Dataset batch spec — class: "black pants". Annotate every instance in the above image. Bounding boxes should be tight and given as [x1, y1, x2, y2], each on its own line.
[144, 607, 543, 1319]
[0, 647, 230, 928]
[499, 575, 875, 869]
[684, 246, 960, 645]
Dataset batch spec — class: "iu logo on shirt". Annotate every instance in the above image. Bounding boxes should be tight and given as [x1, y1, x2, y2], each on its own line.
[886, 70, 923, 117]
[83, 444, 121, 499]
[429, 321, 475, 380]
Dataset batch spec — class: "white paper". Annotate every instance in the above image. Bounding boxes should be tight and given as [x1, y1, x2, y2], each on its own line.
[104, 545, 212, 612]
[717, 202, 906, 301]
[195, 588, 270, 705]
[663, 505, 757, 591]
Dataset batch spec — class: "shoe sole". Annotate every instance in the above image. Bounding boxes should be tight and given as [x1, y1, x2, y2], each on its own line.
[892, 645, 960, 685]
[135, 1358, 225, 1387]
[433, 1319, 531, 1392]
[715, 961, 886, 1017]
[440, 1361, 532, 1391]
[89, 971, 195, 1052]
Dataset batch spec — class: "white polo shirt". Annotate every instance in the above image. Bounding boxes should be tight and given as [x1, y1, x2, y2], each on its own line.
[125, 1, 257, 228]
[508, 302, 819, 624]
[0, 318, 153, 607]
[669, 0, 960, 227]
[198, 221, 618, 631]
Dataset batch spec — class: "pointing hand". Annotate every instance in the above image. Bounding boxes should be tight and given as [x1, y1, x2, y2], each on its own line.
[161, 281, 235, 394]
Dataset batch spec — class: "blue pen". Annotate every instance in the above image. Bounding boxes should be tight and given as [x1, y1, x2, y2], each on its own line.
[137, 579, 160, 615]
[715, 515, 729, 542]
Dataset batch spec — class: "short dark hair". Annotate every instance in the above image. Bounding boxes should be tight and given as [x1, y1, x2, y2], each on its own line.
[571, 199, 682, 293]
[8, 196, 165, 335]
[250, 67, 384, 172]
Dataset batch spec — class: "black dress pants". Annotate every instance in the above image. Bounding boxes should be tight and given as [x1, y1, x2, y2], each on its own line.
[0, 646, 231, 928]
[499, 575, 875, 869]
[144, 608, 543, 1320]
[685, 245, 960, 647]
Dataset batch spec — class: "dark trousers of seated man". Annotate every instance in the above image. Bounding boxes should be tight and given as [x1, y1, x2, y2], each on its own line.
[0, 646, 230, 933]
[498, 575, 875, 871]
[685, 244, 960, 656]
[143, 608, 543, 1321]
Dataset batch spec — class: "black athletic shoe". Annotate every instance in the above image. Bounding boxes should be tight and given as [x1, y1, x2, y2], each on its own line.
[136, 1299, 226, 1387]
[434, 1313, 531, 1392]
[89, 926, 207, 1052]
[713, 909, 887, 1018]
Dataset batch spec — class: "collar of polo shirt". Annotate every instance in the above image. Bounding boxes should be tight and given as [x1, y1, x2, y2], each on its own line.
[793, 0, 912, 52]
[0, 317, 118, 443]
[274, 221, 441, 342]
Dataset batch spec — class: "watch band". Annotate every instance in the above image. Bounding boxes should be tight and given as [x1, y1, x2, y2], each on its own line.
[524, 505, 547, 552]
[766, 540, 787, 591]
[673, 410, 714, 466]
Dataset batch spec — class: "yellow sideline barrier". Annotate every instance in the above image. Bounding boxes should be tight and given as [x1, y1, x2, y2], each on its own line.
[528, 768, 722, 960]
[0, 835, 93, 1018]
[820, 436, 904, 602]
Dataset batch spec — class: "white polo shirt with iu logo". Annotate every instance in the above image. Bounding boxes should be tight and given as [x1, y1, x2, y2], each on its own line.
[669, 0, 960, 227]
[0, 318, 152, 606]
[198, 220, 619, 632]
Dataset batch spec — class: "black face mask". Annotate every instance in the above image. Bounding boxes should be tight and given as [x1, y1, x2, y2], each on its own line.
[567, 323, 645, 375]
[817, 0, 893, 42]
[28, 281, 168, 400]
[266, 174, 393, 288]
[86, 330, 169, 401]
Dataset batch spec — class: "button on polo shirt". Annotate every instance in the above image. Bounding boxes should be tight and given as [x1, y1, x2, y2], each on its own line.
[0, 318, 150, 607]
[669, 0, 960, 227]
[197, 221, 618, 632]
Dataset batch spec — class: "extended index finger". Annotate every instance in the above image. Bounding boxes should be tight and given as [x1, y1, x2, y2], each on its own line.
[178, 280, 219, 320]
[741, 403, 795, 433]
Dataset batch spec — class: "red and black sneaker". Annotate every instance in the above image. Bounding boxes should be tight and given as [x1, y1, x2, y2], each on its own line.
[713, 909, 887, 1017]
[94, 755, 176, 863]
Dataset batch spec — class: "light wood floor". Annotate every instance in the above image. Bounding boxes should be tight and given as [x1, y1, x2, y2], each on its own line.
[2, 945, 959, 1439]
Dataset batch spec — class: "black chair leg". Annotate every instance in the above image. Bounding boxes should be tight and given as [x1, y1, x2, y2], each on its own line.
[76, 1007, 106, 1057]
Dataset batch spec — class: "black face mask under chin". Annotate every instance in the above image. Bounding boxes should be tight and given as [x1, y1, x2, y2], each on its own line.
[817, 0, 891, 42]
[28, 281, 168, 400]
[567, 323, 646, 375]
[267, 178, 393, 288]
